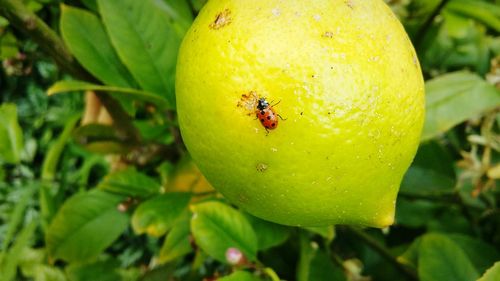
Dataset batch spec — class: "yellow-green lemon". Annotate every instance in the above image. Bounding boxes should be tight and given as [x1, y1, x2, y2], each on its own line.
[176, 0, 425, 227]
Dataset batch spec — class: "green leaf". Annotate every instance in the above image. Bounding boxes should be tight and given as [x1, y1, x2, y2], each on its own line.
[218, 271, 263, 281]
[304, 226, 335, 241]
[397, 237, 422, 269]
[159, 212, 192, 264]
[18, 248, 45, 277]
[33, 265, 67, 281]
[132, 193, 191, 237]
[309, 251, 346, 281]
[396, 199, 441, 228]
[190, 201, 258, 263]
[446, 0, 500, 32]
[0, 221, 38, 281]
[66, 258, 121, 281]
[98, 168, 161, 198]
[60, 5, 135, 87]
[46, 190, 129, 263]
[47, 80, 170, 109]
[422, 71, 500, 141]
[0, 103, 24, 164]
[447, 234, 500, 274]
[245, 213, 290, 250]
[418, 233, 479, 281]
[478, 262, 500, 281]
[98, 0, 183, 107]
[1, 186, 35, 253]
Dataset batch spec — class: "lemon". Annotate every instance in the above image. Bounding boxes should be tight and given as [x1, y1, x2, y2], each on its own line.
[176, 0, 425, 227]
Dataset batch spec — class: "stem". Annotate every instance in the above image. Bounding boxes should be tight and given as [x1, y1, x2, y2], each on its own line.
[340, 226, 418, 281]
[415, 0, 450, 48]
[0, 0, 140, 143]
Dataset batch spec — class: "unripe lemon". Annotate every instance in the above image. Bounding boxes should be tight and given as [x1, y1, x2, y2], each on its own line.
[176, 0, 425, 227]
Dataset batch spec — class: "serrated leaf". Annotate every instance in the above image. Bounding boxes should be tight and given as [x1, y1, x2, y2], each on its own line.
[191, 201, 258, 263]
[98, 0, 184, 107]
[159, 212, 192, 264]
[418, 233, 479, 281]
[48, 80, 170, 109]
[98, 168, 161, 198]
[132, 193, 190, 237]
[422, 71, 500, 141]
[0, 103, 23, 164]
[218, 271, 263, 281]
[245, 213, 290, 250]
[60, 5, 135, 87]
[478, 262, 500, 281]
[46, 190, 128, 262]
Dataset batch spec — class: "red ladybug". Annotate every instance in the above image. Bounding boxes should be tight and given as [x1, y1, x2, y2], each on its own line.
[255, 98, 285, 132]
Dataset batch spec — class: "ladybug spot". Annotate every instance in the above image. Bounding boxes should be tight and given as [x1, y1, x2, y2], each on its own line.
[260, 119, 265, 122]
[267, 116, 271, 120]
[272, 123, 276, 127]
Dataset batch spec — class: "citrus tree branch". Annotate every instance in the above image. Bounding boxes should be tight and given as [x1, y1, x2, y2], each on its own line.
[0, 0, 140, 143]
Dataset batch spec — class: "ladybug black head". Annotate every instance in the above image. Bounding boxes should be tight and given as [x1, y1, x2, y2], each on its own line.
[257, 98, 269, 110]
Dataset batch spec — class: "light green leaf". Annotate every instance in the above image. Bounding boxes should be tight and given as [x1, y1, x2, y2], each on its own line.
[33, 265, 67, 281]
[98, 167, 161, 198]
[245, 213, 290, 250]
[422, 71, 500, 141]
[60, 5, 135, 87]
[304, 226, 335, 241]
[478, 262, 500, 281]
[132, 193, 191, 237]
[98, 0, 184, 107]
[18, 248, 45, 278]
[47, 80, 170, 109]
[191, 201, 258, 263]
[0, 221, 37, 281]
[0, 103, 24, 164]
[46, 190, 128, 263]
[418, 233, 479, 281]
[446, 0, 500, 32]
[159, 212, 192, 264]
[218, 271, 263, 281]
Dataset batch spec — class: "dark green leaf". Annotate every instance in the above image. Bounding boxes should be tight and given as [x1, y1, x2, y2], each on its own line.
[309, 251, 346, 281]
[98, 0, 184, 107]
[66, 258, 121, 281]
[396, 199, 441, 228]
[478, 262, 500, 281]
[132, 193, 191, 237]
[159, 212, 192, 264]
[245, 214, 290, 250]
[422, 71, 500, 141]
[218, 271, 263, 281]
[47, 80, 170, 109]
[190, 201, 258, 263]
[98, 168, 161, 198]
[418, 233, 479, 281]
[46, 190, 129, 263]
[0, 103, 24, 164]
[447, 234, 500, 274]
[60, 5, 135, 87]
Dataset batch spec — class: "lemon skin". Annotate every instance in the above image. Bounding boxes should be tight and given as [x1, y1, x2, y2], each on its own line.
[176, 0, 425, 227]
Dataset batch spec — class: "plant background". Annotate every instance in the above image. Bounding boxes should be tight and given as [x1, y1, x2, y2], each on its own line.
[0, 0, 499, 280]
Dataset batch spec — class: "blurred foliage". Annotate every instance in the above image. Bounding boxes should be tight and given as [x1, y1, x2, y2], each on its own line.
[0, 0, 499, 280]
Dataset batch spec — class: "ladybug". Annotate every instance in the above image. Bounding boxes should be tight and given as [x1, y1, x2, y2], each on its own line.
[255, 97, 285, 133]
